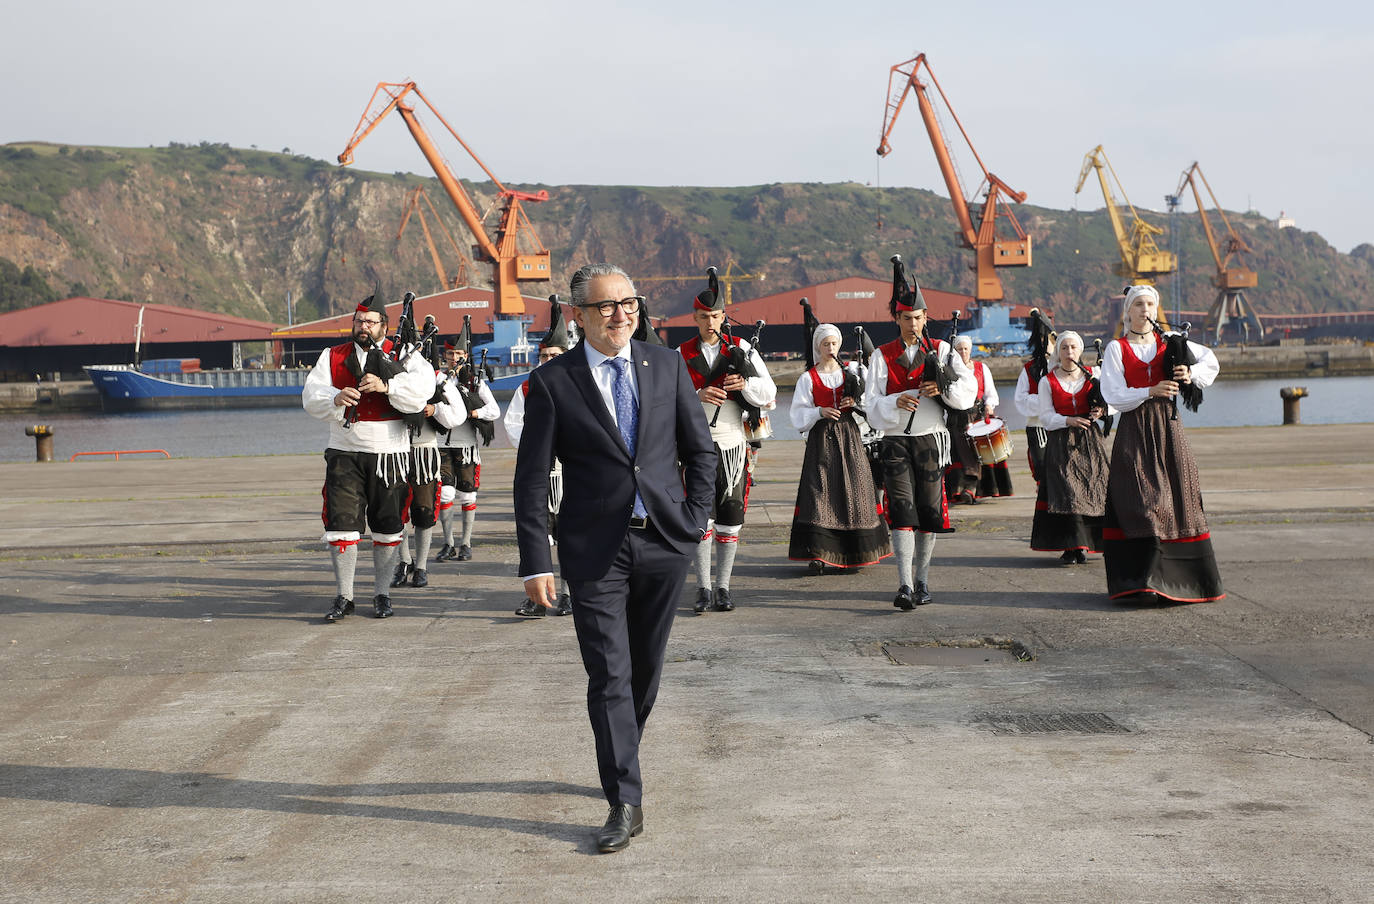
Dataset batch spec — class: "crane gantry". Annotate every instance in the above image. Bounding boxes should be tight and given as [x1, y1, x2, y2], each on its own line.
[877, 53, 1031, 303]
[338, 81, 550, 317]
[637, 260, 765, 306]
[1075, 145, 1176, 287]
[1168, 162, 1263, 344]
[396, 186, 471, 293]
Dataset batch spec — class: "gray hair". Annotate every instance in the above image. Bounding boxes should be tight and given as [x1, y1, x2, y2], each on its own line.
[570, 263, 635, 307]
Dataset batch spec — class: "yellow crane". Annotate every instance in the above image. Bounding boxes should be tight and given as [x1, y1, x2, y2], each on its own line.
[1076, 146, 1176, 282]
[396, 186, 472, 292]
[637, 260, 765, 306]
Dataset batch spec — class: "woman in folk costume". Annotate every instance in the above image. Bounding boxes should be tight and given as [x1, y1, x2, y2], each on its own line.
[944, 335, 1014, 504]
[1030, 331, 1111, 564]
[507, 295, 575, 618]
[862, 255, 976, 610]
[1015, 309, 1055, 485]
[1100, 285, 1224, 603]
[787, 324, 892, 573]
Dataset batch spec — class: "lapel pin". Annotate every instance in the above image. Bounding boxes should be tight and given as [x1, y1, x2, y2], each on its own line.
[641, 360, 648, 366]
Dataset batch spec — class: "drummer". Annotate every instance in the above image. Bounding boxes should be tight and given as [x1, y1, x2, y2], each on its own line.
[944, 336, 1013, 504]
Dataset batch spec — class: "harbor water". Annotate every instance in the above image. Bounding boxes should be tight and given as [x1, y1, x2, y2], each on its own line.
[3, 375, 1373, 464]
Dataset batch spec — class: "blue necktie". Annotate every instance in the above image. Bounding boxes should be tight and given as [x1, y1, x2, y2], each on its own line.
[605, 357, 646, 518]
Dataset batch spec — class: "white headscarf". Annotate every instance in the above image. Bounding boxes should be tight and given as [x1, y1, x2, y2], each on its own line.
[1122, 285, 1161, 326]
[953, 335, 972, 351]
[812, 323, 842, 365]
[1055, 330, 1083, 357]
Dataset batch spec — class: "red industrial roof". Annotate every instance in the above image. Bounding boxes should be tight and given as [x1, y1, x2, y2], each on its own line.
[660, 277, 1039, 329]
[0, 297, 279, 347]
[273, 286, 559, 339]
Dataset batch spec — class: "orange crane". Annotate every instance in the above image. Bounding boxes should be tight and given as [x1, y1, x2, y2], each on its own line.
[338, 81, 550, 316]
[396, 186, 471, 292]
[1169, 162, 1263, 344]
[877, 53, 1031, 302]
[637, 260, 765, 306]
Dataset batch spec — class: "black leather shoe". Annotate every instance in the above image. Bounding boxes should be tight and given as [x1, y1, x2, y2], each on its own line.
[595, 803, 643, 853]
[1059, 550, 1076, 565]
[554, 593, 573, 616]
[693, 587, 712, 614]
[325, 596, 354, 621]
[515, 598, 546, 618]
[435, 544, 455, 562]
[373, 595, 394, 618]
[914, 581, 933, 605]
[713, 587, 735, 612]
[457, 544, 472, 561]
[390, 562, 412, 588]
[808, 559, 825, 575]
[1074, 549, 1088, 565]
[893, 585, 915, 611]
[410, 568, 428, 588]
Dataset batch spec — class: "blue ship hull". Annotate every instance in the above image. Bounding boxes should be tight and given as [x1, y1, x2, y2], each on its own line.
[84, 364, 310, 411]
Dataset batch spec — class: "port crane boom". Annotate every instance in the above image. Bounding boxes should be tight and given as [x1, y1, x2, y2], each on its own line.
[1075, 145, 1176, 285]
[1169, 161, 1262, 343]
[397, 186, 471, 292]
[877, 53, 1031, 302]
[339, 81, 550, 316]
[637, 260, 765, 306]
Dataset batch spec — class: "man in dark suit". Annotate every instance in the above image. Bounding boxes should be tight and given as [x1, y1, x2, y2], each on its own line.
[515, 263, 717, 853]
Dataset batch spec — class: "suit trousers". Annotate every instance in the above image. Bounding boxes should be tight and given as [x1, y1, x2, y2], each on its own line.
[569, 519, 689, 807]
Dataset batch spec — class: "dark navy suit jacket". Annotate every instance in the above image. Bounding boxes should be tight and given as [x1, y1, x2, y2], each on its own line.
[514, 340, 717, 583]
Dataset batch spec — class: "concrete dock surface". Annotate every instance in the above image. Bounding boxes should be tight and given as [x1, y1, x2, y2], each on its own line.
[0, 423, 1371, 903]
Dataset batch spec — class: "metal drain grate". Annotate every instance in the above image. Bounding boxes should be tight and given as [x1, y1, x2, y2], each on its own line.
[971, 712, 1131, 735]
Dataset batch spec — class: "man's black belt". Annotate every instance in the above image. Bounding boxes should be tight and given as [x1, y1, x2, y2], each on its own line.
[628, 515, 651, 530]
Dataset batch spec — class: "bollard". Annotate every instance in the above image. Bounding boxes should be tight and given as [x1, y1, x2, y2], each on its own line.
[1279, 386, 1308, 425]
[24, 425, 54, 461]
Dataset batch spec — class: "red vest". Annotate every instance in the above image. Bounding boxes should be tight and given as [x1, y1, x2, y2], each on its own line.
[679, 334, 743, 390]
[1047, 371, 1092, 417]
[973, 361, 986, 401]
[328, 342, 400, 422]
[1117, 336, 1166, 388]
[520, 379, 530, 398]
[879, 338, 932, 395]
[1022, 361, 1039, 396]
[806, 367, 845, 409]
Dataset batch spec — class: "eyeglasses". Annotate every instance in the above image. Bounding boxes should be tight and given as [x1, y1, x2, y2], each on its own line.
[353, 317, 383, 327]
[578, 296, 643, 317]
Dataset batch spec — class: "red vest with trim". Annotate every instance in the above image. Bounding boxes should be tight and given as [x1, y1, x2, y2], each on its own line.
[879, 338, 931, 395]
[1047, 371, 1092, 417]
[1117, 336, 1166, 388]
[328, 341, 400, 422]
[973, 361, 986, 401]
[1022, 361, 1040, 396]
[806, 367, 845, 409]
[679, 334, 743, 390]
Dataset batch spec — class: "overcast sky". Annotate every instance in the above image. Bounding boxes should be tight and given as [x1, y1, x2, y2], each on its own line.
[6, 0, 1371, 252]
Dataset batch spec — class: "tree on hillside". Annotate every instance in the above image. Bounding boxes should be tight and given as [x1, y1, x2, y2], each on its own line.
[0, 257, 58, 313]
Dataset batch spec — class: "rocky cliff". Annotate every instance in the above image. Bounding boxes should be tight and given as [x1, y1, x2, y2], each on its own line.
[2, 142, 1371, 325]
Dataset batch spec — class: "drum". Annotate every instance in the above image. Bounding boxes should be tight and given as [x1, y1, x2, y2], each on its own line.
[967, 417, 1013, 465]
[743, 414, 773, 442]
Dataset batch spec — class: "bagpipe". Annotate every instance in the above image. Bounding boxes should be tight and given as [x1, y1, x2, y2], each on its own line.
[1069, 338, 1114, 437]
[703, 316, 769, 438]
[344, 291, 435, 430]
[1147, 316, 1204, 419]
[460, 347, 496, 446]
[799, 296, 820, 369]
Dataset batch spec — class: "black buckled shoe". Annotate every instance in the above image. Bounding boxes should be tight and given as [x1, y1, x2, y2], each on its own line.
[456, 544, 472, 561]
[515, 598, 546, 618]
[554, 593, 573, 616]
[712, 587, 735, 612]
[373, 595, 394, 618]
[410, 568, 429, 588]
[893, 585, 915, 611]
[595, 803, 643, 854]
[693, 587, 712, 614]
[325, 596, 354, 621]
[914, 581, 933, 606]
[390, 562, 412, 588]
[435, 544, 455, 562]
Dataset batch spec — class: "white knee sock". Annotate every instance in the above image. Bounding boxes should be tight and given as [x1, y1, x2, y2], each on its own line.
[439, 507, 455, 546]
[694, 539, 712, 589]
[330, 543, 358, 600]
[892, 529, 915, 589]
[715, 540, 739, 590]
[373, 543, 400, 598]
[460, 508, 475, 547]
[398, 524, 413, 565]
[915, 531, 935, 585]
[415, 526, 434, 570]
